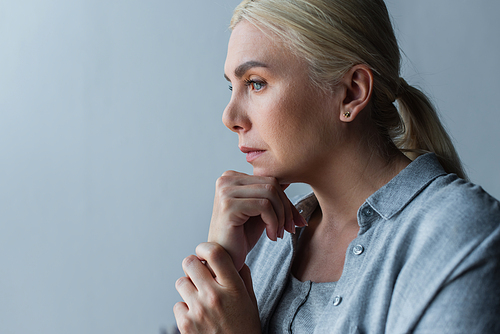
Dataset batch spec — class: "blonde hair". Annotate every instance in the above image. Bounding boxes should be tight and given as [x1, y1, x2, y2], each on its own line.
[230, 0, 467, 179]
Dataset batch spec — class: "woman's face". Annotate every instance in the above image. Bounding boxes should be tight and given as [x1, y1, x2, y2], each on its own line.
[223, 21, 343, 184]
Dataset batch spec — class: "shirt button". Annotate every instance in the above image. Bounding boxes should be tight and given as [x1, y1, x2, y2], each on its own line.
[353, 245, 364, 255]
[333, 295, 342, 306]
[362, 207, 373, 217]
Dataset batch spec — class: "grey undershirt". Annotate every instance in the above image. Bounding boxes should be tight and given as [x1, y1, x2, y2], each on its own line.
[268, 274, 337, 333]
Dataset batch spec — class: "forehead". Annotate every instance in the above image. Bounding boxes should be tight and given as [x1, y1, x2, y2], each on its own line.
[225, 20, 303, 75]
[228, 20, 278, 50]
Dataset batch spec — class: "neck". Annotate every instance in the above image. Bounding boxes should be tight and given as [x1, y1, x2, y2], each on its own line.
[305, 135, 410, 232]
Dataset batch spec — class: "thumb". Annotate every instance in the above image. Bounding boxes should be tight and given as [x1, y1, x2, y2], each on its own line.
[239, 264, 257, 308]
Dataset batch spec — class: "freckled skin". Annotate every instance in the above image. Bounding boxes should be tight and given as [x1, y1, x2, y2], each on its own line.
[223, 21, 343, 184]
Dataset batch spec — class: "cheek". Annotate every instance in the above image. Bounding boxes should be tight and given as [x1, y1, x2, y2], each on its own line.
[282, 97, 339, 154]
[255, 84, 337, 151]
[279, 91, 333, 132]
[265, 101, 304, 144]
[252, 95, 299, 137]
[258, 104, 313, 158]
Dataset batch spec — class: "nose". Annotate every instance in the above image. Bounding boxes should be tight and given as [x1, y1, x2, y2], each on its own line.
[222, 97, 249, 133]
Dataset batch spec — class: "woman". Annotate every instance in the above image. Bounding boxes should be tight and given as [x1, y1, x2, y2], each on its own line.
[174, 0, 500, 333]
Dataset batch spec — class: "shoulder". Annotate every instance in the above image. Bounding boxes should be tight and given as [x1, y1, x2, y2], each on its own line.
[431, 173, 499, 209]
[377, 174, 500, 331]
[370, 170, 500, 290]
[415, 173, 500, 233]
[405, 176, 500, 332]
[392, 173, 500, 284]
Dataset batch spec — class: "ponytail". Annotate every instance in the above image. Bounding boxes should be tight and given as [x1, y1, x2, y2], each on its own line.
[395, 79, 468, 180]
[231, 0, 468, 180]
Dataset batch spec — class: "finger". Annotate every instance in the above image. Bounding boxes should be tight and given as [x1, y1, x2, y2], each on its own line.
[222, 197, 280, 241]
[277, 185, 295, 234]
[196, 242, 243, 287]
[220, 170, 249, 177]
[291, 202, 308, 227]
[173, 301, 191, 333]
[173, 301, 189, 316]
[217, 173, 291, 235]
[234, 176, 294, 236]
[175, 276, 198, 306]
[220, 183, 287, 238]
[181, 255, 215, 292]
[277, 184, 307, 235]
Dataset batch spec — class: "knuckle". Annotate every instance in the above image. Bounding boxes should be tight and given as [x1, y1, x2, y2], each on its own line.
[182, 255, 198, 269]
[198, 242, 226, 263]
[263, 183, 275, 193]
[259, 198, 272, 210]
[216, 175, 237, 191]
[217, 173, 236, 187]
[221, 170, 236, 177]
[219, 197, 235, 212]
[215, 176, 228, 188]
[204, 290, 222, 309]
[266, 176, 279, 186]
[173, 303, 194, 333]
[219, 171, 238, 182]
[173, 301, 185, 313]
[218, 184, 233, 198]
[175, 276, 189, 290]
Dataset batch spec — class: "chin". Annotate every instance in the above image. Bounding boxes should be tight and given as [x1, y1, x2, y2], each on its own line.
[252, 166, 295, 184]
[252, 168, 273, 178]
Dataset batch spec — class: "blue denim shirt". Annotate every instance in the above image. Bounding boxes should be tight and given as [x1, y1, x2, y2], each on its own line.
[246, 153, 500, 333]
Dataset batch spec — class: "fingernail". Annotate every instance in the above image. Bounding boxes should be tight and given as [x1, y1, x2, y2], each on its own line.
[301, 215, 308, 227]
[288, 218, 294, 233]
[279, 226, 285, 239]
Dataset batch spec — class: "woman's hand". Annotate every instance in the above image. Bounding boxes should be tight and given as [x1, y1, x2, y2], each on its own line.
[208, 171, 307, 271]
[174, 242, 261, 334]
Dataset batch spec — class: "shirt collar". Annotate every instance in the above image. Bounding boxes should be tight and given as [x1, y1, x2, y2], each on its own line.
[366, 153, 446, 220]
[294, 153, 447, 222]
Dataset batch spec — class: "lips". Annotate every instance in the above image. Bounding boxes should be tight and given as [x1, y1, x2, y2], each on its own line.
[240, 146, 266, 163]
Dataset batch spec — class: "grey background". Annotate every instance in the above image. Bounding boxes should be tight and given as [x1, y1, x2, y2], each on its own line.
[0, 0, 498, 333]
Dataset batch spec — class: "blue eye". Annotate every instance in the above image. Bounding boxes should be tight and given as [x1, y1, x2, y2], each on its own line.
[245, 79, 265, 91]
[252, 82, 263, 90]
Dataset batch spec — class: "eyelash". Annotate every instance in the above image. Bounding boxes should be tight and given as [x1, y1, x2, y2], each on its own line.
[228, 80, 266, 92]
[245, 79, 265, 91]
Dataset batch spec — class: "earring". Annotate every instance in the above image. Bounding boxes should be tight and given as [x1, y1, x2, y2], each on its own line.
[343, 111, 351, 118]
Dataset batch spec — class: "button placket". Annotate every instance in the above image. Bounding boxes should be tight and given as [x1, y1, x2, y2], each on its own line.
[333, 206, 374, 314]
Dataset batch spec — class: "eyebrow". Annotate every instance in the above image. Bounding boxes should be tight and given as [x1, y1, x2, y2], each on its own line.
[224, 60, 268, 81]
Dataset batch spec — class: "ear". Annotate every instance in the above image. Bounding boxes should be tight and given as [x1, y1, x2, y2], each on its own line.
[338, 65, 373, 122]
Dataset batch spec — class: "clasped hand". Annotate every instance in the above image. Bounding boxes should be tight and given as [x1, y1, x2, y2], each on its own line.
[174, 171, 307, 333]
